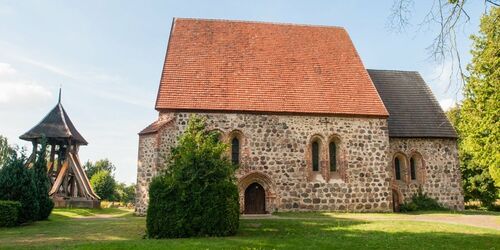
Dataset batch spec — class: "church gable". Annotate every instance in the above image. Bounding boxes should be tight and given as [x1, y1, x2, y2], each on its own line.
[155, 18, 388, 117]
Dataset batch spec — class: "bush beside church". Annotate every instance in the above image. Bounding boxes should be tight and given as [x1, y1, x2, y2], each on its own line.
[146, 116, 239, 238]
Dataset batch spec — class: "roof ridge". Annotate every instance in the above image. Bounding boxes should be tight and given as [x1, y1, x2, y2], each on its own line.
[367, 69, 419, 73]
[173, 17, 346, 30]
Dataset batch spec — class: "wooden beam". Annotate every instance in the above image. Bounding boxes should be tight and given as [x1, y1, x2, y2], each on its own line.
[47, 144, 56, 173]
[69, 152, 100, 200]
[49, 160, 69, 196]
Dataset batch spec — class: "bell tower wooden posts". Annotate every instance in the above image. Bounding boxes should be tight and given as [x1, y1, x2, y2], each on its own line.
[20, 90, 100, 208]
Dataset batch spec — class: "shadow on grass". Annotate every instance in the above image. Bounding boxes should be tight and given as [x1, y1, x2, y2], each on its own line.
[18, 218, 500, 250]
[1, 213, 499, 250]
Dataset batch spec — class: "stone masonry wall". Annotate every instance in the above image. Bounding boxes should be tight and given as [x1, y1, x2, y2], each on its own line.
[135, 119, 177, 215]
[136, 111, 394, 215]
[388, 138, 464, 210]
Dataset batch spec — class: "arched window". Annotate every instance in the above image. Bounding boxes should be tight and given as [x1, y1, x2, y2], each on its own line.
[329, 141, 337, 172]
[231, 137, 240, 165]
[410, 157, 417, 180]
[394, 157, 401, 180]
[312, 141, 319, 172]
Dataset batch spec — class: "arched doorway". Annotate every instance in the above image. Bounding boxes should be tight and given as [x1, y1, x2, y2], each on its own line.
[245, 182, 266, 214]
[392, 189, 400, 212]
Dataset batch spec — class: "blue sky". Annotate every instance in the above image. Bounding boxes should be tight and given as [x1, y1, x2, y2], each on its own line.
[0, 1, 484, 184]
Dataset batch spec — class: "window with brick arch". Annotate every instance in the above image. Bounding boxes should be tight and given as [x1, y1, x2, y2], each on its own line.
[312, 141, 320, 172]
[231, 137, 240, 165]
[329, 141, 337, 172]
[410, 157, 417, 180]
[394, 157, 401, 180]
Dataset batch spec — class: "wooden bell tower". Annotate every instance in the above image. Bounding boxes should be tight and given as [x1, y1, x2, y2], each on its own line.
[20, 90, 100, 208]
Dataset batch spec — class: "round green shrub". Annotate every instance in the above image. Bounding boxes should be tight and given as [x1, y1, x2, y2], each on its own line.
[146, 115, 239, 238]
[0, 200, 21, 227]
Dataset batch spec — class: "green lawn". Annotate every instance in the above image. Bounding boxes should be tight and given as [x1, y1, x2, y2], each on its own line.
[0, 208, 498, 249]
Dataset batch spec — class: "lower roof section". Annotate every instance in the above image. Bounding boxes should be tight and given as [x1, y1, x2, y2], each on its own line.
[368, 69, 457, 139]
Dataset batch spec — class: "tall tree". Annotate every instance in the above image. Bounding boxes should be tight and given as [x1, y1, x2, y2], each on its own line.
[115, 182, 135, 204]
[90, 170, 116, 201]
[0, 135, 12, 168]
[84, 159, 116, 179]
[448, 106, 498, 206]
[459, 7, 500, 190]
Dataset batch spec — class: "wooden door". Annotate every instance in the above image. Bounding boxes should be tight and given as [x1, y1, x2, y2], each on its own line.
[392, 189, 400, 212]
[245, 183, 266, 214]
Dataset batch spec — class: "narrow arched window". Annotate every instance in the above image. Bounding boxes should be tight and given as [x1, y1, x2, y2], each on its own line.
[329, 142, 337, 172]
[410, 157, 417, 180]
[312, 141, 319, 172]
[231, 137, 240, 165]
[394, 157, 401, 180]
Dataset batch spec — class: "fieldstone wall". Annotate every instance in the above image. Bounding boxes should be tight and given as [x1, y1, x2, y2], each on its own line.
[135, 119, 177, 215]
[135, 134, 156, 215]
[136, 111, 395, 215]
[388, 138, 464, 210]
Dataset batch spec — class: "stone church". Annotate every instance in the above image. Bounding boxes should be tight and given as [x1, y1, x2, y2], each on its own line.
[135, 18, 464, 215]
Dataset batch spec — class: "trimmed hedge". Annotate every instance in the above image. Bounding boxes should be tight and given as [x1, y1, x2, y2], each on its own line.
[147, 115, 239, 238]
[0, 200, 21, 227]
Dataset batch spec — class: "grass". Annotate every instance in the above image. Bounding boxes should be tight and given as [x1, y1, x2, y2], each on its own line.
[0, 208, 498, 249]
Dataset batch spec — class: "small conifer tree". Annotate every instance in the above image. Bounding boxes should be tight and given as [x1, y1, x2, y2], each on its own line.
[32, 142, 54, 220]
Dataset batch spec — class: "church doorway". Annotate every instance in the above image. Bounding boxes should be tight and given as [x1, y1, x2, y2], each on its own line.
[392, 189, 400, 212]
[245, 182, 266, 214]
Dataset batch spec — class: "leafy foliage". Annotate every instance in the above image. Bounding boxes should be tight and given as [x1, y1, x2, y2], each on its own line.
[0, 150, 39, 223]
[447, 7, 500, 208]
[447, 106, 498, 208]
[84, 159, 116, 180]
[0, 200, 21, 227]
[147, 115, 239, 238]
[400, 188, 446, 212]
[90, 170, 116, 201]
[32, 142, 54, 220]
[114, 182, 135, 203]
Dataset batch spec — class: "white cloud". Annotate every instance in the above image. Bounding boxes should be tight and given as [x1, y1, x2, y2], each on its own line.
[0, 81, 52, 104]
[439, 98, 456, 111]
[0, 63, 52, 105]
[0, 63, 16, 75]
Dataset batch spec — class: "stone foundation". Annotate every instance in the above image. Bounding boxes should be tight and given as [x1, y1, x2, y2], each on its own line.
[52, 196, 100, 209]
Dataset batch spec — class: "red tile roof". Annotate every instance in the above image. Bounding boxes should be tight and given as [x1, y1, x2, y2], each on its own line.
[155, 18, 388, 117]
[138, 118, 174, 135]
